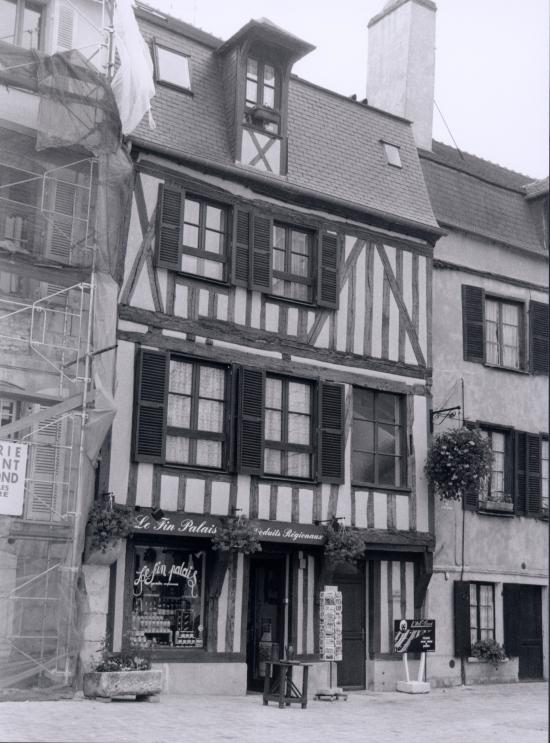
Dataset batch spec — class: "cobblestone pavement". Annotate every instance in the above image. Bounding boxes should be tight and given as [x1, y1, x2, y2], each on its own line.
[0, 682, 547, 743]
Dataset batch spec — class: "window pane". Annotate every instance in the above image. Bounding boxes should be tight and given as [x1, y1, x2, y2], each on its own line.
[246, 80, 257, 104]
[264, 64, 275, 85]
[286, 451, 310, 478]
[378, 455, 398, 486]
[265, 410, 282, 441]
[291, 230, 308, 254]
[352, 451, 374, 483]
[290, 253, 309, 277]
[502, 344, 519, 369]
[204, 230, 223, 255]
[354, 389, 374, 420]
[289, 282, 309, 302]
[263, 85, 275, 108]
[157, 47, 191, 89]
[184, 199, 200, 224]
[170, 361, 193, 394]
[264, 448, 281, 474]
[272, 277, 284, 296]
[22, 3, 42, 50]
[266, 378, 282, 409]
[247, 57, 258, 79]
[273, 225, 285, 248]
[197, 399, 224, 432]
[203, 259, 224, 280]
[166, 435, 190, 463]
[0, 0, 17, 45]
[181, 254, 198, 274]
[288, 382, 310, 413]
[485, 299, 498, 322]
[378, 423, 397, 455]
[196, 439, 222, 468]
[353, 419, 375, 451]
[288, 413, 310, 444]
[273, 247, 285, 271]
[377, 393, 398, 423]
[198, 366, 225, 399]
[205, 205, 224, 231]
[502, 303, 519, 326]
[167, 394, 191, 428]
[183, 223, 199, 248]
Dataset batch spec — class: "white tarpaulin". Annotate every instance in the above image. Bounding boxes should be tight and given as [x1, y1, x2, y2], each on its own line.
[111, 0, 156, 134]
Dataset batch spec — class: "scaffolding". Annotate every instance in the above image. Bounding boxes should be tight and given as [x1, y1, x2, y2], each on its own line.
[0, 0, 132, 692]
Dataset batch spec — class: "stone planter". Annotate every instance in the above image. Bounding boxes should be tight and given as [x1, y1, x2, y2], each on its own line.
[479, 500, 514, 514]
[83, 670, 162, 702]
[84, 539, 122, 566]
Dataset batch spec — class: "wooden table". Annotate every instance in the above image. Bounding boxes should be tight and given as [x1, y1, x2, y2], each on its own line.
[262, 660, 312, 709]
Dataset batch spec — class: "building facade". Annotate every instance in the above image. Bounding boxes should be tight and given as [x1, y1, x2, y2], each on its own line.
[86, 4, 444, 694]
[367, 0, 549, 687]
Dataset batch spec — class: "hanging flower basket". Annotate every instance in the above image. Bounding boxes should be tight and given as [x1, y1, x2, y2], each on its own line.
[323, 521, 366, 568]
[211, 515, 262, 555]
[84, 500, 133, 565]
[425, 427, 492, 502]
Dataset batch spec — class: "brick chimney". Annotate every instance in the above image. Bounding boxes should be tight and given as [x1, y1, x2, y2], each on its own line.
[367, 0, 436, 151]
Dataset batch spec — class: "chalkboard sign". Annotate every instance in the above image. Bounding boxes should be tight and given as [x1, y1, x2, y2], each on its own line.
[393, 619, 435, 653]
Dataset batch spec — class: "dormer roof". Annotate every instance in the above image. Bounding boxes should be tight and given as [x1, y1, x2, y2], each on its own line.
[216, 18, 315, 62]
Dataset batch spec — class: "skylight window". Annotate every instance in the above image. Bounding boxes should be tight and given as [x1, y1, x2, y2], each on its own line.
[382, 142, 402, 168]
[153, 42, 191, 91]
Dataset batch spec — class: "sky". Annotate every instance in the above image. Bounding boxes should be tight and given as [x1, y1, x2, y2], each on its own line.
[146, 0, 549, 179]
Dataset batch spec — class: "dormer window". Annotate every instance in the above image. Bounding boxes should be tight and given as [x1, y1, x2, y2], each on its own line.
[245, 57, 280, 134]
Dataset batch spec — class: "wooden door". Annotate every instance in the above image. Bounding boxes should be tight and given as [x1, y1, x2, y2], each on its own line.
[503, 584, 543, 679]
[335, 565, 365, 689]
[246, 555, 286, 691]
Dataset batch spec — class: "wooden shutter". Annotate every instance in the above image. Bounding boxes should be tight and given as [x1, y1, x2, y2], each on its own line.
[318, 382, 345, 484]
[462, 285, 485, 363]
[133, 349, 168, 463]
[515, 431, 527, 515]
[231, 208, 250, 287]
[453, 581, 471, 657]
[529, 301, 549, 375]
[156, 183, 183, 270]
[504, 431, 515, 501]
[526, 433, 542, 515]
[250, 214, 272, 292]
[237, 367, 265, 474]
[463, 479, 479, 512]
[503, 584, 521, 657]
[317, 231, 339, 309]
[27, 408, 66, 522]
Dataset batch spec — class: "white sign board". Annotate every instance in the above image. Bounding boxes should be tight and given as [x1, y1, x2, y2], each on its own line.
[0, 440, 28, 516]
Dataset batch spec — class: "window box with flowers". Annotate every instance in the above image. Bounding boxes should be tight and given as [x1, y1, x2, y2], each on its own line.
[83, 645, 161, 701]
[425, 427, 493, 505]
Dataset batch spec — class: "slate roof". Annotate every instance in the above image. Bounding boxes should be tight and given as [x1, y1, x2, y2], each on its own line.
[132, 6, 440, 237]
[419, 142, 547, 256]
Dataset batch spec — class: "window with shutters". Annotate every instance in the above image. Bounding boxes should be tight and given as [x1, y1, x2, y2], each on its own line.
[478, 428, 514, 508]
[264, 376, 313, 479]
[352, 388, 406, 488]
[469, 583, 495, 646]
[485, 297, 523, 370]
[153, 42, 192, 92]
[0, 0, 44, 50]
[166, 358, 228, 470]
[272, 223, 313, 303]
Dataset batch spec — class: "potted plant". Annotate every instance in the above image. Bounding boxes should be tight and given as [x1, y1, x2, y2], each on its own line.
[425, 427, 493, 502]
[471, 639, 507, 668]
[84, 499, 133, 566]
[83, 643, 161, 702]
[210, 515, 261, 597]
[323, 519, 366, 570]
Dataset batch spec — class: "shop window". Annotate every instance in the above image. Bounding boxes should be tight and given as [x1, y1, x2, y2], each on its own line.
[129, 544, 205, 650]
[0, 0, 43, 50]
[264, 376, 313, 479]
[244, 57, 280, 134]
[352, 388, 405, 488]
[271, 224, 313, 303]
[454, 581, 496, 657]
[153, 42, 191, 91]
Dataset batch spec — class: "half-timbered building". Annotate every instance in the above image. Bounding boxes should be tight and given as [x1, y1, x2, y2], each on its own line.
[94, 4, 443, 694]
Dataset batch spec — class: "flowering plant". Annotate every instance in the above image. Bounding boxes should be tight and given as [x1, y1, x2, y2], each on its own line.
[425, 427, 492, 501]
[211, 515, 262, 555]
[86, 501, 133, 552]
[471, 639, 506, 668]
[94, 653, 152, 672]
[324, 521, 366, 567]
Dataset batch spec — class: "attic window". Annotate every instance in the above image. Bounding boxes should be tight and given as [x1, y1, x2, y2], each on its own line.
[153, 42, 191, 92]
[382, 142, 402, 168]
